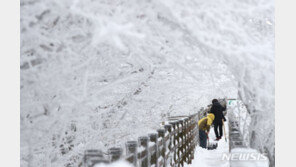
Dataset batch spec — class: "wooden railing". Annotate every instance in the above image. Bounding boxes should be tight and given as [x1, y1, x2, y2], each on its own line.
[83, 111, 206, 167]
[83, 99, 227, 167]
[227, 99, 246, 150]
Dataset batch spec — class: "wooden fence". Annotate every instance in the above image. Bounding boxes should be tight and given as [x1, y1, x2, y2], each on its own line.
[83, 99, 227, 167]
[83, 111, 206, 167]
[227, 99, 246, 150]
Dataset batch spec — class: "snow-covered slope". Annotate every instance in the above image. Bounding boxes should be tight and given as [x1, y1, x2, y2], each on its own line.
[20, 0, 274, 166]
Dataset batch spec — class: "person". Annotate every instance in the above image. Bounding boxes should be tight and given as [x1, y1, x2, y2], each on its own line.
[198, 113, 215, 148]
[209, 99, 226, 141]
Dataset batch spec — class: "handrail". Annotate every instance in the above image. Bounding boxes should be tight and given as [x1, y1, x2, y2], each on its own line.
[83, 112, 200, 167]
[82, 98, 227, 167]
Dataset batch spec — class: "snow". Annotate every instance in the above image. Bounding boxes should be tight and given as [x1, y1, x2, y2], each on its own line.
[20, 0, 274, 166]
[187, 147, 268, 167]
[94, 160, 133, 167]
[227, 99, 251, 147]
[186, 106, 268, 167]
[230, 148, 269, 167]
[185, 116, 230, 167]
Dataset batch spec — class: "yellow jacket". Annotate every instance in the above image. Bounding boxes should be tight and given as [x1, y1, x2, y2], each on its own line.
[198, 113, 215, 131]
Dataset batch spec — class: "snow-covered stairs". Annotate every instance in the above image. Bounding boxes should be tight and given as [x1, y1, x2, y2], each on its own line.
[185, 99, 269, 167]
[185, 117, 230, 167]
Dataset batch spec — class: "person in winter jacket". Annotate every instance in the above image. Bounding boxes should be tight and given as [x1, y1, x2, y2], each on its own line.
[209, 99, 226, 141]
[198, 113, 215, 148]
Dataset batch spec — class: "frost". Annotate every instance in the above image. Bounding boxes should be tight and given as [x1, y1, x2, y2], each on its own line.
[20, 0, 274, 166]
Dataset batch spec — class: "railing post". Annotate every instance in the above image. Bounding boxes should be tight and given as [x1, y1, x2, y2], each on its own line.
[149, 133, 159, 167]
[169, 121, 177, 166]
[178, 119, 184, 167]
[176, 120, 181, 167]
[139, 136, 150, 167]
[192, 114, 198, 161]
[157, 129, 166, 167]
[184, 117, 189, 163]
[84, 150, 108, 167]
[126, 141, 138, 167]
[192, 115, 197, 162]
[164, 124, 172, 166]
[187, 116, 193, 164]
[108, 147, 123, 162]
[187, 116, 192, 164]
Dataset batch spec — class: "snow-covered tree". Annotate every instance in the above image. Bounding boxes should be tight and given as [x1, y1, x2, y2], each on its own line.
[21, 0, 274, 166]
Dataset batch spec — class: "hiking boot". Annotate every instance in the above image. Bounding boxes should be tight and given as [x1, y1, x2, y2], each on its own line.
[214, 137, 221, 141]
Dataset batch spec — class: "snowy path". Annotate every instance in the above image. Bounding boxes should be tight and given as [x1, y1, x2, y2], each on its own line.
[185, 119, 230, 167]
[185, 99, 269, 167]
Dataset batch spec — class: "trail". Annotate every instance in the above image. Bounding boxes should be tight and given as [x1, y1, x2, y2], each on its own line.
[185, 118, 230, 167]
[186, 100, 269, 167]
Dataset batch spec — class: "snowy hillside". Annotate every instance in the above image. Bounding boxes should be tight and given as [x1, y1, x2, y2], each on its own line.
[20, 0, 274, 166]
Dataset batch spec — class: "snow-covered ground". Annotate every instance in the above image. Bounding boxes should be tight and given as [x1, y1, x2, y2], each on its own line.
[20, 0, 274, 166]
[230, 148, 269, 167]
[189, 146, 269, 167]
[185, 118, 230, 167]
[94, 161, 133, 167]
[185, 101, 269, 167]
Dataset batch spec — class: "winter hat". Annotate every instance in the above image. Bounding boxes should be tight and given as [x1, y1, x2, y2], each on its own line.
[212, 99, 218, 104]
